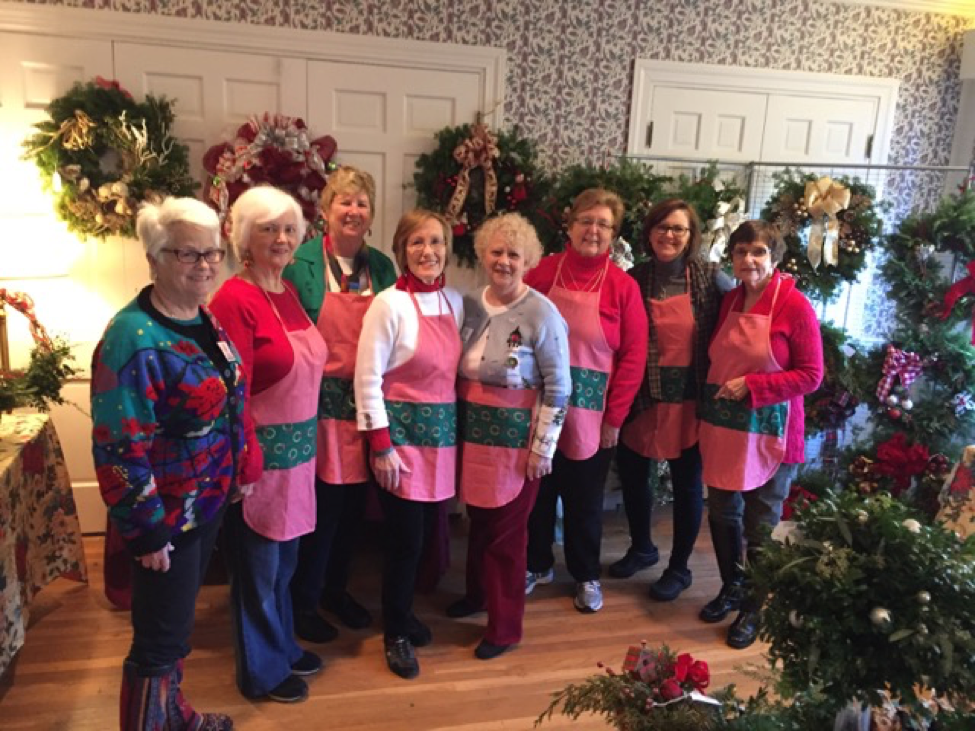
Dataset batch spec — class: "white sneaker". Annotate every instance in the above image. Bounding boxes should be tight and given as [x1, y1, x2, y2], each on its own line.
[525, 568, 555, 595]
[574, 581, 603, 613]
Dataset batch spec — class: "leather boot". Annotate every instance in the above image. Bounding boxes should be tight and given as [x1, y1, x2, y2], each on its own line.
[727, 547, 764, 649]
[699, 520, 744, 623]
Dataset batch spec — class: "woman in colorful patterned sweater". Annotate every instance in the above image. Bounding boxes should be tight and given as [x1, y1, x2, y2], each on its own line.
[448, 212, 570, 660]
[91, 197, 258, 731]
[210, 187, 328, 703]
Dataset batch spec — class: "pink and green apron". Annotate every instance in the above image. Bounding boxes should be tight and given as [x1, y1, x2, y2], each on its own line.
[621, 279, 698, 460]
[243, 286, 328, 540]
[698, 280, 788, 491]
[381, 291, 461, 501]
[549, 257, 613, 461]
[458, 378, 538, 508]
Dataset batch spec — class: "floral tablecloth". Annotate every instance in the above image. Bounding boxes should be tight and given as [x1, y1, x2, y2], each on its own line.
[0, 412, 88, 677]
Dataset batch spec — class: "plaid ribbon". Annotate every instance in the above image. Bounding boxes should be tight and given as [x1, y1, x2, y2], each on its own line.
[876, 345, 922, 402]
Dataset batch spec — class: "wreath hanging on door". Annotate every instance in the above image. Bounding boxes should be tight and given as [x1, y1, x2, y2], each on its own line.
[22, 77, 196, 239]
[759, 170, 885, 303]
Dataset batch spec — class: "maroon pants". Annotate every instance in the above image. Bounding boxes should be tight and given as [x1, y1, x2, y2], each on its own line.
[464, 477, 541, 645]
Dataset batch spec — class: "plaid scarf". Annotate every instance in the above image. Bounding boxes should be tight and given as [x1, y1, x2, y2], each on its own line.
[630, 257, 722, 417]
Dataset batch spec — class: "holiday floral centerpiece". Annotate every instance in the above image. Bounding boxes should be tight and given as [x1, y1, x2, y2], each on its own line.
[202, 113, 337, 241]
[537, 643, 730, 731]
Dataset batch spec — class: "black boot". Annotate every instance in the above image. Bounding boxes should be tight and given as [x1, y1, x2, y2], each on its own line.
[727, 597, 761, 649]
[699, 520, 744, 623]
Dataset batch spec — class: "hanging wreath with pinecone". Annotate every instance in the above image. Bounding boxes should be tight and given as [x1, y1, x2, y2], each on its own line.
[22, 77, 196, 239]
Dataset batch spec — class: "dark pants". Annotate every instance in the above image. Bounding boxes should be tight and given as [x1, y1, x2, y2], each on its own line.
[526, 448, 612, 582]
[707, 463, 798, 546]
[465, 477, 540, 645]
[128, 506, 224, 670]
[377, 489, 443, 638]
[290, 478, 368, 613]
[616, 442, 704, 572]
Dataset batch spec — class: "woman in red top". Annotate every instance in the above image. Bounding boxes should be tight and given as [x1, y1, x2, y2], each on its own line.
[524, 188, 649, 614]
[697, 220, 823, 649]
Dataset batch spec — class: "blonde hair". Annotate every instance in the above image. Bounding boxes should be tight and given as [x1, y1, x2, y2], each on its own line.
[566, 188, 625, 237]
[229, 186, 305, 262]
[473, 213, 543, 270]
[137, 197, 220, 258]
[391, 209, 452, 274]
[320, 166, 376, 222]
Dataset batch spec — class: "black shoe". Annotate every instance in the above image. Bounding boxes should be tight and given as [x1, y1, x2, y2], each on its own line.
[406, 614, 432, 648]
[699, 582, 743, 624]
[294, 610, 338, 643]
[290, 650, 323, 677]
[727, 609, 761, 649]
[446, 597, 485, 618]
[384, 636, 419, 679]
[474, 640, 514, 660]
[608, 547, 659, 578]
[266, 675, 308, 703]
[648, 568, 692, 602]
[322, 591, 372, 630]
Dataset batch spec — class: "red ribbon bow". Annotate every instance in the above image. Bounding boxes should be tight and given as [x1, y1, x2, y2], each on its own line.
[876, 345, 922, 402]
[939, 261, 975, 344]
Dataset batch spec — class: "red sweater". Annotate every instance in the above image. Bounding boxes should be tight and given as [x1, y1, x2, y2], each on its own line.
[713, 271, 823, 463]
[525, 247, 649, 429]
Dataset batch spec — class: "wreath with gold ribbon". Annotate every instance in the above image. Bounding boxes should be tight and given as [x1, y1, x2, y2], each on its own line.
[22, 78, 196, 239]
[412, 123, 549, 266]
[760, 170, 885, 302]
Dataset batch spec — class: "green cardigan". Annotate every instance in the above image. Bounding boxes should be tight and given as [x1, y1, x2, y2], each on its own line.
[283, 235, 398, 323]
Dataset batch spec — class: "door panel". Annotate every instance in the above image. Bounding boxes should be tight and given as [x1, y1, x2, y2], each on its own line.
[762, 95, 878, 164]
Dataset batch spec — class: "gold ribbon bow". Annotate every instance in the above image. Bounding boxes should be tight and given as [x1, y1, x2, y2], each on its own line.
[803, 176, 850, 270]
[444, 123, 500, 224]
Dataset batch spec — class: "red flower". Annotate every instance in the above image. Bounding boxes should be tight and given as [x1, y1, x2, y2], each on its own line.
[178, 377, 226, 421]
[782, 484, 818, 520]
[674, 653, 693, 683]
[174, 340, 201, 357]
[686, 660, 710, 690]
[658, 678, 683, 700]
[874, 432, 930, 492]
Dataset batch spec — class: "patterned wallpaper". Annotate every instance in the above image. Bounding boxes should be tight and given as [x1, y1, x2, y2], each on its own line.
[19, 0, 975, 174]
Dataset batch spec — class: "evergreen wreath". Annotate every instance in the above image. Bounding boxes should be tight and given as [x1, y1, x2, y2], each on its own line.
[760, 170, 885, 303]
[22, 77, 196, 239]
[412, 123, 550, 267]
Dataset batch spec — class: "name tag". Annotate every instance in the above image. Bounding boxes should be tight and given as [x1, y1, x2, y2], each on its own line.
[217, 341, 238, 363]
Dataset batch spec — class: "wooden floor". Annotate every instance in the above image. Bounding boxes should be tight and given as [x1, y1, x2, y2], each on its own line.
[0, 508, 765, 730]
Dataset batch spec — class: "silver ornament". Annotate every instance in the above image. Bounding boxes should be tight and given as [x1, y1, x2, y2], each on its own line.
[887, 395, 900, 407]
[869, 606, 892, 629]
[902, 398, 913, 411]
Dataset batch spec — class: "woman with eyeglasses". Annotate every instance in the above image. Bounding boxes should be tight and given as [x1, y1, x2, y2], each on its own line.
[524, 188, 648, 614]
[92, 197, 257, 729]
[354, 209, 463, 679]
[698, 220, 822, 649]
[611, 199, 731, 603]
[209, 187, 328, 703]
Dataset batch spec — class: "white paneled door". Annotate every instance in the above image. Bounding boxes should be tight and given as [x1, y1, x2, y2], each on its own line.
[307, 60, 484, 258]
[762, 94, 879, 164]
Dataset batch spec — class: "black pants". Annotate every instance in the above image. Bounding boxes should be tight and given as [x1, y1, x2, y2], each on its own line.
[616, 442, 703, 572]
[376, 489, 442, 638]
[128, 505, 224, 669]
[526, 448, 612, 582]
[290, 478, 368, 613]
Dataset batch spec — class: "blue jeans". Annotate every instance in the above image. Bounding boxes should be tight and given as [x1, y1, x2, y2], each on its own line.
[707, 463, 798, 546]
[225, 502, 303, 698]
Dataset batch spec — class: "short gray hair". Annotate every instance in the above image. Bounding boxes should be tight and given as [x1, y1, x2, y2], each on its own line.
[230, 186, 306, 261]
[137, 197, 220, 258]
[473, 213, 544, 270]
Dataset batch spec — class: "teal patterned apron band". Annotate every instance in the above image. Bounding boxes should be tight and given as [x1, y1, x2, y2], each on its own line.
[568, 366, 609, 411]
[699, 384, 788, 437]
[256, 416, 318, 470]
[385, 400, 458, 448]
[459, 400, 532, 449]
[318, 376, 357, 421]
[659, 365, 696, 404]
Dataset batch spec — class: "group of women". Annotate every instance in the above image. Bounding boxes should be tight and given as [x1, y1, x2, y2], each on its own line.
[91, 165, 822, 729]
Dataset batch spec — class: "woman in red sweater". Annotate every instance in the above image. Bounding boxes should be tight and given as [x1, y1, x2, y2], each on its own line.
[697, 220, 823, 649]
[524, 188, 649, 614]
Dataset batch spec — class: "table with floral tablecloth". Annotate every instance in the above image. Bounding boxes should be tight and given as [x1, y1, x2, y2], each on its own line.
[0, 411, 88, 677]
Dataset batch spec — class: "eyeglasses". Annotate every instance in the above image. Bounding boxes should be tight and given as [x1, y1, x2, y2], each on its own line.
[653, 224, 690, 237]
[732, 246, 770, 259]
[574, 217, 615, 232]
[161, 248, 226, 264]
[407, 240, 446, 252]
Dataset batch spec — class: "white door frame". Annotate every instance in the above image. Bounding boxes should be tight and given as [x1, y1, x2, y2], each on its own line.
[628, 59, 899, 164]
[0, 2, 506, 128]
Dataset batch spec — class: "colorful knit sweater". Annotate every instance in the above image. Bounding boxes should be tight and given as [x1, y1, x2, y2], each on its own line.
[91, 288, 258, 556]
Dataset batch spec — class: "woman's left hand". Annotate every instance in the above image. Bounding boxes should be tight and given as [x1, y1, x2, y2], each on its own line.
[716, 376, 750, 401]
[527, 452, 553, 481]
[600, 423, 620, 449]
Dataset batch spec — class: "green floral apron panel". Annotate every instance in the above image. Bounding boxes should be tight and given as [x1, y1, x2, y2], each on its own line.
[660, 365, 696, 404]
[699, 384, 788, 437]
[459, 400, 532, 449]
[386, 400, 457, 448]
[569, 366, 608, 412]
[257, 416, 317, 470]
[318, 376, 356, 421]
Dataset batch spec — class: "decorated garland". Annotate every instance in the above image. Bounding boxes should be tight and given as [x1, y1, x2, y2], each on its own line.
[760, 170, 885, 302]
[413, 123, 550, 267]
[22, 78, 196, 239]
[202, 113, 337, 241]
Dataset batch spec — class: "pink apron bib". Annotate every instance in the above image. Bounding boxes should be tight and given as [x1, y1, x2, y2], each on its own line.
[621, 282, 698, 460]
[698, 279, 788, 491]
[243, 285, 328, 540]
[315, 271, 373, 485]
[457, 378, 538, 508]
[381, 291, 461, 502]
[548, 257, 613, 461]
